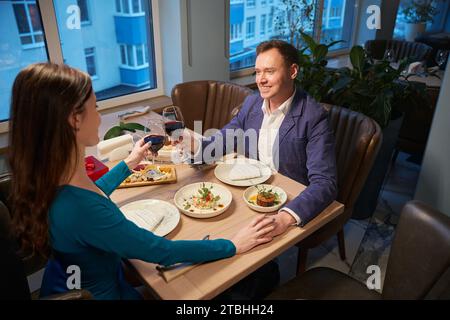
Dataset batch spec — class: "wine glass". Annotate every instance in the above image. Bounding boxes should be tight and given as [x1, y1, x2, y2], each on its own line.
[436, 50, 449, 70]
[384, 48, 396, 63]
[162, 106, 186, 162]
[143, 117, 167, 165]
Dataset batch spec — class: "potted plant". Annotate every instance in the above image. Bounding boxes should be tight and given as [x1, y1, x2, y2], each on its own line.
[401, 0, 440, 41]
[296, 34, 431, 218]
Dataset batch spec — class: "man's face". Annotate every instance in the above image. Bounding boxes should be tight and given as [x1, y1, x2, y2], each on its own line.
[255, 48, 298, 103]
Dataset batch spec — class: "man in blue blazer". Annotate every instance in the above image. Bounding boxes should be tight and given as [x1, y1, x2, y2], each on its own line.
[192, 40, 337, 237]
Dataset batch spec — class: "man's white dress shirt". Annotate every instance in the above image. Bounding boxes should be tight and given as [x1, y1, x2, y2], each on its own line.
[258, 90, 301, 225]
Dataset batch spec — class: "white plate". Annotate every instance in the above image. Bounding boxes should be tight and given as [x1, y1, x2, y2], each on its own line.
[120, 199, 180, 237]
[214, 158, 272, 187]
[243, 184, 288, 213]
[174, 182, 232, 218]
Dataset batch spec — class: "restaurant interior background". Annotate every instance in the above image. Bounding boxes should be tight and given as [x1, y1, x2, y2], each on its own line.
[0, 0, 449, 298]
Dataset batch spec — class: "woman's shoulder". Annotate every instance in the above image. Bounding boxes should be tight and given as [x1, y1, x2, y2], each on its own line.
[50, 185, 111, 222]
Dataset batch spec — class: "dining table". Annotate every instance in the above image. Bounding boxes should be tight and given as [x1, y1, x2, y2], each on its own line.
[103, 159, 343, 300]
[90, 110, 345, 300]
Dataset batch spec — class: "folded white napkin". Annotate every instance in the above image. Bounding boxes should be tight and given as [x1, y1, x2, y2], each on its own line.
[228, 164, 261, 181]
[124, 209, 164, 232]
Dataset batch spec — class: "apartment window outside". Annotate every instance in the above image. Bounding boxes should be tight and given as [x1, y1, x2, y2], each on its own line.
[116, 0, 144, 15]
[246, 16, 256, 39]
[84, 47, 97, 78]
[230, 23, 243, 41]
[260, 14, 266, 35]
[120, 44, 149, 68]
[11, 0, 44, 48]
[0, 0, 48, 122]
[246, 0, 256, 8]
[77, 0, 91, 25]
[261, 0, 267, 6]
[268, 11, 273, 33]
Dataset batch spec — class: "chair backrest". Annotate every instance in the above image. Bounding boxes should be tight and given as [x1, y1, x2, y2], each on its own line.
[324, 104, 382, 217]
[171, 80, 254, 131]
[382, 200, 450, 299]
[364, 39, 433, 62]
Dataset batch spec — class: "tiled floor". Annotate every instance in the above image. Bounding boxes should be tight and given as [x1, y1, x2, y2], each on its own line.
[277, 151, 422, 292]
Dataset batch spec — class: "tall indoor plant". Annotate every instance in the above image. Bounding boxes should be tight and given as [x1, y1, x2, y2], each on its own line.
[296, 35, 431, 218]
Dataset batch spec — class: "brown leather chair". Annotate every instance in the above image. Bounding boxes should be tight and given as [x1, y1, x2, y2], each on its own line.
[295, 104, 382, 275]
[171, 80, 254, 132]
[0, 173, 92, 300]
[268, 200, 450, 299]
[364, 39, 433, 63]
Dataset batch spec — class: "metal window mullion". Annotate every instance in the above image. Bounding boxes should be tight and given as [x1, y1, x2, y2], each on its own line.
[38, 0, 64, 63]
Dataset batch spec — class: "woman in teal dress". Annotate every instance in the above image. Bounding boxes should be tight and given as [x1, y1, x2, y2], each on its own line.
[9, 63, 275, 300]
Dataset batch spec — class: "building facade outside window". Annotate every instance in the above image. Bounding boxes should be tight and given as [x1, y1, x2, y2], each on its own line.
[0, 0, 161, 123]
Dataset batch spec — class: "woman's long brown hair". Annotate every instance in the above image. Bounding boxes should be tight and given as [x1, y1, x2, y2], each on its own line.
[9, 63, 92, 258]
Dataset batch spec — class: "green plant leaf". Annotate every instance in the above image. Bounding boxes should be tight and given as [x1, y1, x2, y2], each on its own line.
[120, 122, 147, 132]
[349, 46, 365, 73]
[300, 31, 317, 52]
[103, 126, 123, 140]
[313, 44, 328, 63]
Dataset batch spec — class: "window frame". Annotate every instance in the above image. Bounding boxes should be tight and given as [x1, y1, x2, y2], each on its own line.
[37, 0, 164, 111]
[77, 0, 92, 26]
[84, 47, 98, 79]
[12, 0, 45, 49]
[115, 0, 146, 17]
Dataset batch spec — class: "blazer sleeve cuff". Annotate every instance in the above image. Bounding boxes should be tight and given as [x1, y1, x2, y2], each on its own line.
[279, 207, 302, 226]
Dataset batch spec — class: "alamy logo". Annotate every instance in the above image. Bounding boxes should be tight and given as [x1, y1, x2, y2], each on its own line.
[66, 5, 81, 30]
[366, 265, 381, 290]
[366, 5, 381, 30]
[66, 265, 81, 290]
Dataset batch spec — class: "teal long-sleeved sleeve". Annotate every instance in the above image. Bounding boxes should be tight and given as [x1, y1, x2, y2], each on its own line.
[95, 160, 131, 196]
[75, 194, 236, 266]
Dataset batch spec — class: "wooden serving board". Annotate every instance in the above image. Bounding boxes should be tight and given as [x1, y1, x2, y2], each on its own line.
[118, 165, 177, 188]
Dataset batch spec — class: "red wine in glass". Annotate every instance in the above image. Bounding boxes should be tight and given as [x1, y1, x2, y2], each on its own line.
[144, 135, 166, 153]
[165, 120, 185, 136]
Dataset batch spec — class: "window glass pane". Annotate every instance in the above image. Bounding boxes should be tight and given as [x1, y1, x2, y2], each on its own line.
[20, 35, 33, 44]
[320, 0, 356, 51]
[127, 45, 135, 66]
[136, 45, 144, 65]
[77, 0, 90, 23]
[53, 0, 157, 101]
[116, 0, 121, 13]
[231, 0, 304, 72]
[122, 0, 130, 14]
[120, 45, 127, 64]
[0, 0, 49, 121]
[12, 4, 30, 34]
[132, 0, 140, 14]
[28, 4, 42, 31]
[85, 48, 97, 76]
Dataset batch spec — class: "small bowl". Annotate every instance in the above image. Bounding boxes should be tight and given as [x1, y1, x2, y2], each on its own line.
[243, 184, 287, 213]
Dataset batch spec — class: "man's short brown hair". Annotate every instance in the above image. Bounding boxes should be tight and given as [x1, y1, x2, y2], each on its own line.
[256, 40, 299, 66]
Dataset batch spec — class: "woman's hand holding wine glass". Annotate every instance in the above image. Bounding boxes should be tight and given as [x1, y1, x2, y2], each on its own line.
[143, 117, 167, 165]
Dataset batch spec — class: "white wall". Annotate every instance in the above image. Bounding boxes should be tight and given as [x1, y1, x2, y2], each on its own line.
[415, 62, 450, 216]
[159, 0, 229, 97]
